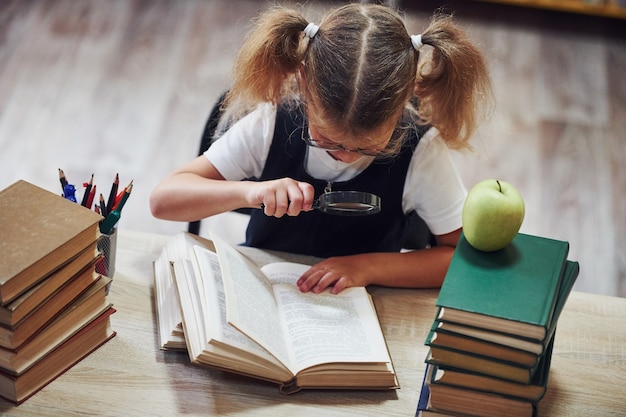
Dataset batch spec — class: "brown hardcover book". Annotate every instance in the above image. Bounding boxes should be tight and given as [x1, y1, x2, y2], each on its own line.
[0, 276, 111, 375]
[0, 307, 116, 404]
[0, 266, 101, 350]
[0, 242, 99, 327]
[0, 180, 102, 304]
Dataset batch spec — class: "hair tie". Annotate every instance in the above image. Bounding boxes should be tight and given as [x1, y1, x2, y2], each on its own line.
[304, 22, 319, 39]
[411, 34, 423, 51]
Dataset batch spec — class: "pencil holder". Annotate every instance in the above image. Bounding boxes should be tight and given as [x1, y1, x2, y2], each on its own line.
[96, 227, 117, 292]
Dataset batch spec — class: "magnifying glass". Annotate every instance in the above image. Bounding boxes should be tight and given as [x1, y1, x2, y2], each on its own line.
[260, 191, 381, 216]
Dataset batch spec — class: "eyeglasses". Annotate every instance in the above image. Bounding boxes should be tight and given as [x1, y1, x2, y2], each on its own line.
[301, 125, 399, 158]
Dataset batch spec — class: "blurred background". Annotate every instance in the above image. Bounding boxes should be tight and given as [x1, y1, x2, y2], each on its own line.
[0, 0, 624, 297]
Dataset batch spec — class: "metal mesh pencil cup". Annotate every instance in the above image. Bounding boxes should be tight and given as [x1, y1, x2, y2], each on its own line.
[96, 227, 117, 293]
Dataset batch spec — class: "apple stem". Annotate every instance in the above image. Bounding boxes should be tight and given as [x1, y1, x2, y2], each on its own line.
[496, 180, 502, 192]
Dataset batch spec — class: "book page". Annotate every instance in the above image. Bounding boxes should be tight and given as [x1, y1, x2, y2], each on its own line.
[275, 285, 391, 372]
[261, 262, 392, 372]
[192, 245, 279, 362]
[172, 259, 208, 360]
[211, 233, 291, 370]
[261, 261, 309, 285]
[154, 256, 182, 349]
[153, 233, 197, 349]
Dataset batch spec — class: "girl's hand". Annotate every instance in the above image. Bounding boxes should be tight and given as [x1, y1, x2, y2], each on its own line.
[296, 255, 371, 295]
[250, 178, 315, 217]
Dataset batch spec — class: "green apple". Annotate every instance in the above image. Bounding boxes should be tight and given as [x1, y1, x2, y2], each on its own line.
[462, 179, 525, 252]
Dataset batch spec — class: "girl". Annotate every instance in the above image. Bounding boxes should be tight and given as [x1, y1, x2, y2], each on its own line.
[150, 4, 493, 294]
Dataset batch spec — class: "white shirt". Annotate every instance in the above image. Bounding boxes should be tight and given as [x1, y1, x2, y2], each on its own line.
[205, 104, 467, 236]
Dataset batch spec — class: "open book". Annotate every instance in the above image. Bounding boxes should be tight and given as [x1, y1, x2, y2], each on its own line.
[154, 232, 398, 393]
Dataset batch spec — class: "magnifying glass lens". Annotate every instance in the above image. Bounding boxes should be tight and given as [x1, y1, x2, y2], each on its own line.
[316, 191, 381, 216]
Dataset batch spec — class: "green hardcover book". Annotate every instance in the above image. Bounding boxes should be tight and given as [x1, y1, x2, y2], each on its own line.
[435, 233, 570, 341]
[429, 260, 580, 359]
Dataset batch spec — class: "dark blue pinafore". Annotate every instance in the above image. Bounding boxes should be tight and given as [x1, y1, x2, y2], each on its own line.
[243, 106, 429, 258]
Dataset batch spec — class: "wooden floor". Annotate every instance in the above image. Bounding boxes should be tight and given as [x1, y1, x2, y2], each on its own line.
[1, 0, 624, 297]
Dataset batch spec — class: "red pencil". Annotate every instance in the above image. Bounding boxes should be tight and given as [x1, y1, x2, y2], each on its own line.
[87, 184, 97, 209]
[81, 174, 94, 207]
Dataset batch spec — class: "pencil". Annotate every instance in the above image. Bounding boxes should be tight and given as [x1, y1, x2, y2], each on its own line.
[81, 173, 94, 207]
[111, 180, 132, 212]
[101, 182, 133, 234]
[87, 184, 96, 209]
[58, 168, 68, 192]
[114, 181, 133, 213]
[105, 173, 119, 215]
[99, 193, 107, 217]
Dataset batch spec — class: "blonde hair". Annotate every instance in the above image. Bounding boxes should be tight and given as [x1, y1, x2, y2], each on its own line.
[222, 4, 493, 151]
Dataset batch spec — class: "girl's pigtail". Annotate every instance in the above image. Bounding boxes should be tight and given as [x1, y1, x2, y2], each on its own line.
[224, 7, 309, 121]
[415, 14, 493, 150]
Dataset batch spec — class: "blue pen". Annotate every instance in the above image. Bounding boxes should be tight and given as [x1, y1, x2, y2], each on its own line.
[63, 183, 77, 203]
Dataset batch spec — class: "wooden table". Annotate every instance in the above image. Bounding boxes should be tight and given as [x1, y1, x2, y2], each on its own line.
[2, 230, 625, 416]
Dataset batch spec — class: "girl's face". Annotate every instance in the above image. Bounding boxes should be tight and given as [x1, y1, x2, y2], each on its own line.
[301, 73, 403, 163]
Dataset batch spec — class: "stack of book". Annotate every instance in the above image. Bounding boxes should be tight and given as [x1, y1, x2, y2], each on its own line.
[0, 180, 116, 404]
[416, 232, 579, 417]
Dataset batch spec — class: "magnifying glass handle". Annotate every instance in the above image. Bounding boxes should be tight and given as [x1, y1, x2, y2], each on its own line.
[259, 200, 321, 211]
